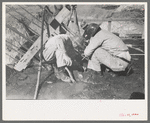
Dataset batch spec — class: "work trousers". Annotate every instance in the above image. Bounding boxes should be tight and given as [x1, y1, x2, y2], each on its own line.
[87, 48, 131, 72]
[43, 41, 76, 68]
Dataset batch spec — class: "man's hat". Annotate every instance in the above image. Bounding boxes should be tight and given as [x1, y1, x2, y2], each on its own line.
[82, 23, 100, 40]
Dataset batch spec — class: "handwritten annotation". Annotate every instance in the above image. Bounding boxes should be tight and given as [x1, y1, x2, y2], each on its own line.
[119, 113, 139, 117]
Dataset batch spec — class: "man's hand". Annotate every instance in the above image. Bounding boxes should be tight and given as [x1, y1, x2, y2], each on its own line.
[63, 53, 72, 66]
[81, 53, 89, 61]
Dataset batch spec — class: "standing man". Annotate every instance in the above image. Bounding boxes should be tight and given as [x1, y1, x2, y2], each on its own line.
[81, 22, 131, 77]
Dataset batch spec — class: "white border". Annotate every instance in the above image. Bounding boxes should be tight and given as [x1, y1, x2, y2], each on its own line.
[2, 2, 148, 121]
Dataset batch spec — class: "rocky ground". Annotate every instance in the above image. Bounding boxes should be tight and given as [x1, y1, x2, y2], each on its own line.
[6, 39, 145, 100]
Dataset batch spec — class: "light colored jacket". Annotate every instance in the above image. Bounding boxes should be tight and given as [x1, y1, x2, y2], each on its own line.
[84, 30, 129, 57]
[43, 34, 75, 61]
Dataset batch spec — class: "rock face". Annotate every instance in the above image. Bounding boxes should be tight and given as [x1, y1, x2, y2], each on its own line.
[76, 4, 144, 36]
[76, 4, 144, 20]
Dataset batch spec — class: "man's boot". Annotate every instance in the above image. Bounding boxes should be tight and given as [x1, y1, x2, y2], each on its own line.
[53, 64, 71, 83]
[109, 62, 133, 77]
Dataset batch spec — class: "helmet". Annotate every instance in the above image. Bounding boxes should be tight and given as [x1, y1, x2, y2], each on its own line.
[82, 23, 100, 40]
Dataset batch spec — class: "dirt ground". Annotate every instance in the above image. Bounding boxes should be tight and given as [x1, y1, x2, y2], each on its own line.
[6, 39, 145, 100]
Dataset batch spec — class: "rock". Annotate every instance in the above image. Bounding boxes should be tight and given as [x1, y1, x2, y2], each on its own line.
[78, 73, 84, 79]
[46, 81, 53, 84]
[129, 92, 144, 99]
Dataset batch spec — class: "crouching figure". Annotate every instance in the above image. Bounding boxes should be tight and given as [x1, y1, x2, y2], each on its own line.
[42, 34, 78, 82]
[81, 23, 132, 77]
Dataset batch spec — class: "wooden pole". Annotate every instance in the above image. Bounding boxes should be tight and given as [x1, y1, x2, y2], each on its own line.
[33, 8, 45, 100]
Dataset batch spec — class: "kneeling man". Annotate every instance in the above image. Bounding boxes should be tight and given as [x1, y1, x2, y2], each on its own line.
[81, 23, 131, 76]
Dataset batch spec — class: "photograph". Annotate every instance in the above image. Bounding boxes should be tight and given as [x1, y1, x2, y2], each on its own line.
[2, 2, 148, 120]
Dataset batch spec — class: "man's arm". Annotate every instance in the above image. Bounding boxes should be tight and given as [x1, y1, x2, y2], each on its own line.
[56, 36, 67, 53]
[84, 37, 103, 57]
[56, 35, 72, 66]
